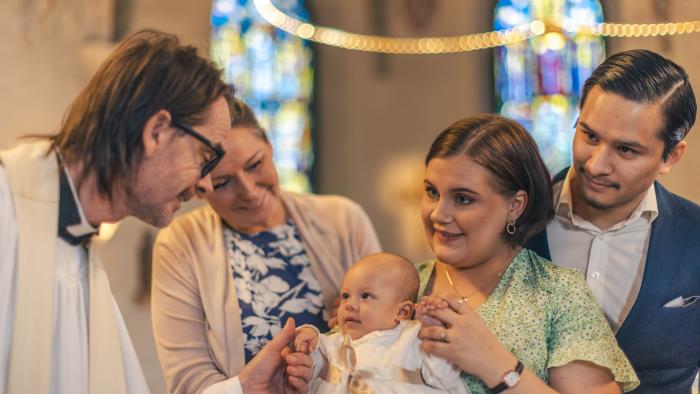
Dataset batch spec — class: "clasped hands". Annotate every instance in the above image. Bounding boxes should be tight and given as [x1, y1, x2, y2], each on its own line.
[238, 318, 313, 394]
[415, 293, 518, 388]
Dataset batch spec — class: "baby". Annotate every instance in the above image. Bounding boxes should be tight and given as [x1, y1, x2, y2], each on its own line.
[293, 252, 469, 394]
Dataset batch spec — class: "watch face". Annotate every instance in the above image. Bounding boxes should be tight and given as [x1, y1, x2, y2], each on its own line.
[504, 371, 520, 387]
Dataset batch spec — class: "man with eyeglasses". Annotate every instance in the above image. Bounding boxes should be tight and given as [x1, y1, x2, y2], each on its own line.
[0, 30, 311, 394]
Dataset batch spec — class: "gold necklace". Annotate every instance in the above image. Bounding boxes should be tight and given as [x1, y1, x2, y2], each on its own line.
[444, 268, 503, 305]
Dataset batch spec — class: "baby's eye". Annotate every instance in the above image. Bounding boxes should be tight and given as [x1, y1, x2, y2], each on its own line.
[341, 292, 350, 299]
[361, 292, 373, 299]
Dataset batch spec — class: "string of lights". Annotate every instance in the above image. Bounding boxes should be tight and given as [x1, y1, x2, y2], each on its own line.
[253, 0, 700, 54]
[584, 21, 700, 38]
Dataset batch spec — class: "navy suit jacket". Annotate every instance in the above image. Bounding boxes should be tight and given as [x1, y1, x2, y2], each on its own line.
[527, 170, 700, 393]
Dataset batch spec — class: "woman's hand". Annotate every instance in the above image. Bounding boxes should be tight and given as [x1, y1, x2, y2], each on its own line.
[417, 293, 517, 388]
[293, 326, 319, 354]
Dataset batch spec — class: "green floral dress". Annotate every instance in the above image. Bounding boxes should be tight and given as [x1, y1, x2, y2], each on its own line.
[416, 248, 639, 394]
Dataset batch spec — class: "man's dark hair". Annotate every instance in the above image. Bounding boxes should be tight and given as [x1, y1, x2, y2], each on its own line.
[426, 114, 553, 247]
[51, 29, 231, 200]
[581, 49, 696, 160]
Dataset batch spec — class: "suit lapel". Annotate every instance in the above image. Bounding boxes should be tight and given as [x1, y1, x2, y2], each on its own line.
[616, 183, 684, 349]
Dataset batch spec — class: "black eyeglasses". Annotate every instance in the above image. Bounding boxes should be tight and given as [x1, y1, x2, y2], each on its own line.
[171, 118, 226, 178]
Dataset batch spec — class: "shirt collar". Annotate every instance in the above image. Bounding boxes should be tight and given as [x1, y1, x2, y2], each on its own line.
[555, 167, 659, 226]
[57, 159, 98, 245]
[553, 167, 576, 218]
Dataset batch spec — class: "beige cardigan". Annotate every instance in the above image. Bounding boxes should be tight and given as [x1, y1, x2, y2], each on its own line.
[151, 191, 381, 394]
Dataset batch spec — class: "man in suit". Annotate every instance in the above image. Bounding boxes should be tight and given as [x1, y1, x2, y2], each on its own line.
[0, 29, 310, 394]
[527, 49, 699, 393]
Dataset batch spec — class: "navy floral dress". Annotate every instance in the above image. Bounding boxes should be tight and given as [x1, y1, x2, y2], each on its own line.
[224, 221, 327, 362]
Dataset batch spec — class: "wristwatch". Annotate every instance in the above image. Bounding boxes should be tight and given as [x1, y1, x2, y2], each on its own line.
[489, 360, 524, 393]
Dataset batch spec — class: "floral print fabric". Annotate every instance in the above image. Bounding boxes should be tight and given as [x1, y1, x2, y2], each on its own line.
[415, 248, 639, 393]
[225, 221, 327, 362]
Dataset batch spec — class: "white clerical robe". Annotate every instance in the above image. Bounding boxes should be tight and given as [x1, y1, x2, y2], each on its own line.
[0, 142, 149, 393]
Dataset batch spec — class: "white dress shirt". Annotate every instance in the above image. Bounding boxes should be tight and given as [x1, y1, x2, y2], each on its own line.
[547, 168, 658, 332]
[0, 165, 149, 393]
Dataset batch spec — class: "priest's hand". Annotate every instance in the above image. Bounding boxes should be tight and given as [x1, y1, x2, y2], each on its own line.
[238, 318, 312, 394]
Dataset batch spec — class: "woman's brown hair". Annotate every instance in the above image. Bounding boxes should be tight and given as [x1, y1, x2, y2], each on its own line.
[225, 95, 269, 143]
[425, 114, 553, 246]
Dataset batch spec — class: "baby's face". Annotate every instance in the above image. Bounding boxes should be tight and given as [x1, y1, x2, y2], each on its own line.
[337, 263, 404, 340]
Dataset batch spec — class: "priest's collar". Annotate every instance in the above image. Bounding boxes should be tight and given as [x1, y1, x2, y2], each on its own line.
[57, 155, 98, 245]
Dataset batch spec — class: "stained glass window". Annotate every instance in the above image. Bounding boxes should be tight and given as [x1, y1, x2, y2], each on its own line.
[211, 0, 314, 192]
[494, 0, 605, 173]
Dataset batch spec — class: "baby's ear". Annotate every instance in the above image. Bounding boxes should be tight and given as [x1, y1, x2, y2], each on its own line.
[396, 301, 414, 322]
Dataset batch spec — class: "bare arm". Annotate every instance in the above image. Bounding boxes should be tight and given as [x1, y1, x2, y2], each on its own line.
[549, 361, 621, 394]
[417, 294, 621, 394]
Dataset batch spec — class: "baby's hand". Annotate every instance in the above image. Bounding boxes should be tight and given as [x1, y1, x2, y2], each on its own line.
[415, 295, 449, 327]
[293, 326, 319, 354]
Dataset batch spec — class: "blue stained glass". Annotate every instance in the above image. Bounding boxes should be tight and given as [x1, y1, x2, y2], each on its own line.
[211, 0, 314, 192]
[564, 0, 603, 30]
[211, 13, 229, 28]
[494, 0, 605, 173]
[496, 42, 535, 102]
[495, 1, 530, 30]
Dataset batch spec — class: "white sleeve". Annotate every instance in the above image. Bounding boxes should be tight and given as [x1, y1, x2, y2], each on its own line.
[420, 348, 466, 392]
[310, 342, 328, 381]
[298, 324, 326, 380]
[201, 376, 243, 394]
[0, 164, 18, 393]
[297, 324, 321, 350]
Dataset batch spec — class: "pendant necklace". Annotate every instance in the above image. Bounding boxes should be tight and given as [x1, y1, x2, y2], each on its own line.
[444, 268, 502, 305]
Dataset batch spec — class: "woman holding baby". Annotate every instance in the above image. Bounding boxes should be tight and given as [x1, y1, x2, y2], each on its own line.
[152, 94, 637, 393]
[414, 114, 638, 394]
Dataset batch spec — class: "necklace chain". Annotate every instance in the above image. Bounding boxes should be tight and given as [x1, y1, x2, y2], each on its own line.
[444, 268, 502, 305]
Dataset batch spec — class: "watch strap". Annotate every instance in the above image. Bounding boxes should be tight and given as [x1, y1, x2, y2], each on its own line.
[489, 360, 524, 393]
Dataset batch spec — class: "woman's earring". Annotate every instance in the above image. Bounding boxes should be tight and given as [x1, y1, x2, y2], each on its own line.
[506, 217, 517, 235]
